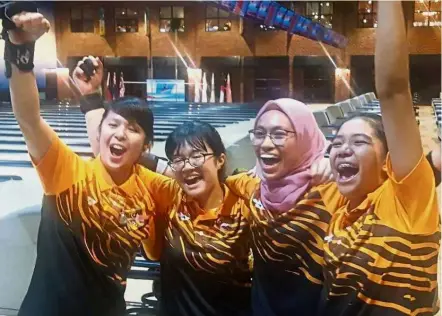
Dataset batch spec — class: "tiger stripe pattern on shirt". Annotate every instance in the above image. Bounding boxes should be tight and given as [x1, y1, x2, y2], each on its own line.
[322, 206, 440, 316]
[249, 189, 332, 284]
[56, 175, 156, 286]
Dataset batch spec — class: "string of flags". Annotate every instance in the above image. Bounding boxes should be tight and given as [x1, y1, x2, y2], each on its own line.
[195, 72, 232, 103]
[104, 71, 125, 101]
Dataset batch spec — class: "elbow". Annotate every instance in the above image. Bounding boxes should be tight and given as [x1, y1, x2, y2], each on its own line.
[376, 79, 410, 99]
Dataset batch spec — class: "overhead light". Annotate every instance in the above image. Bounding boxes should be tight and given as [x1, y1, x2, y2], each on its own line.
[363, 18, 367, 23]
[367, 9, 371, 13]
[368, 0, 372, 4]
[326, 2, 330, 6]
[315, 15, 319, 19]
[321, 15, 324, 18]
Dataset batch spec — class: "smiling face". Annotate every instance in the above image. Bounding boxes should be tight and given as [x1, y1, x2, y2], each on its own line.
[171, 141, 225, 200]
[99, 110, 147, 178]
[253, 110, 297, 181]
[329, 118, 388, 204]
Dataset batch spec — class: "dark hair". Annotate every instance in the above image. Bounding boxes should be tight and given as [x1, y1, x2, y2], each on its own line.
[165, 120, 227, 181]
[337, 112, 388, 154]
[99, 96, 154, 145]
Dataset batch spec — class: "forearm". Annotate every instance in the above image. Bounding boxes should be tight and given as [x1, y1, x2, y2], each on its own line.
[10, 65, 52, 162]
[375, 1, 410, 97]
[85, 108, 105, 157]
[10, 65, 40, 129]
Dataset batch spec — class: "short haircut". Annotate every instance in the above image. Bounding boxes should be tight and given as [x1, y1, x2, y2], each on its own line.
[100, 97, 154, 145]
[165, 120, 227, 181]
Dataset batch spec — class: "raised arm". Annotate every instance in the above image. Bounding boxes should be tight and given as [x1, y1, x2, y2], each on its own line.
[8, 12, 52, 163]
[73, 61, 175, 177]
[376, 1, 422, 180]
[72, 56, 105, 157]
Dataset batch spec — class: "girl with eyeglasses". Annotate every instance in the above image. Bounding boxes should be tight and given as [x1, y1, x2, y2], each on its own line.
[74, 59, 253, 315]
[226, 98, 346, 316]
[74, 56, 335, 315]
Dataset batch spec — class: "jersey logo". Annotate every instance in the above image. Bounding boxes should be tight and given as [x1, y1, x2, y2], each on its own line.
[253, 198, 265, 211]
[178, 212, 190, 221]
[324, 234, 333, 243]
[87, 196, 97, 206]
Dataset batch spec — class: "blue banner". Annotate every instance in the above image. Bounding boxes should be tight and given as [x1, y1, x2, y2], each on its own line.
[146, 79, 185, 102]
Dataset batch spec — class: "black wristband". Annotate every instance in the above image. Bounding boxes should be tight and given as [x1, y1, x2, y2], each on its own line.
[79, 93, 104, 114]
[3, 29, 36, 78]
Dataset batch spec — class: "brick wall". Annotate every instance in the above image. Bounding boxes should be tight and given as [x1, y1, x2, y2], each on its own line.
[54, 1, 441, 102]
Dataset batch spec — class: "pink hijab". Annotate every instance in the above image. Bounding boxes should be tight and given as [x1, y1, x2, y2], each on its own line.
[255, 98, 327, 213]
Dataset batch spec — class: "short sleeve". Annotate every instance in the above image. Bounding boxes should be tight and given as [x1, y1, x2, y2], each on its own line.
[225, 173, 260, 200]
[377, 153, 439, 233]
[316, 182, 347, 214]
[144, 170, 181, 211]
[32, 130, 86, 195]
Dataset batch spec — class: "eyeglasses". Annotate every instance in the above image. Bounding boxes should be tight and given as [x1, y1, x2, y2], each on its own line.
[249, 129, 295, 146]
[168, 153, 215, 171]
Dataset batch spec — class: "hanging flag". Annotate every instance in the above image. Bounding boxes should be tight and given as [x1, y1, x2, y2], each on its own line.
[99, 8, 105, 36]
[209, 73, 215, 103]
[226, 73, 232, 103]
[112, 72, 117, 100]
[201, 72, 208, 103]
[119, 72, 125, 97]
[219, 75, 225, 103]
[104, 72, 112, 101]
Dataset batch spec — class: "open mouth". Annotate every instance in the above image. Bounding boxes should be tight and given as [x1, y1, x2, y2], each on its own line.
[110, 144, 127, 157]
[183, 175, 202, 186]
[336, 163, 359, 183]
[260, 154, 281, 167]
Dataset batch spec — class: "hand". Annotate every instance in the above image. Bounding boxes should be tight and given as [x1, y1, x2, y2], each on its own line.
[73, 56, 104, 96]
[310, 157, 334, 186]
[8, 12, 50, 45]
[247, 166, 257, 178]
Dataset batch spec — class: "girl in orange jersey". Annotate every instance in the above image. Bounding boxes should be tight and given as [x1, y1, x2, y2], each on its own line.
[75, 59, 253, 316]
[4, 10, 174, 316]
[224, 99, 345, 316]
[319, 2, 440, 315]
[74, 58, 335, 316]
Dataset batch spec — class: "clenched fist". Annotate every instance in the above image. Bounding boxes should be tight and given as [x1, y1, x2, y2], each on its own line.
[73, 56, 104, 96]
[7, 12, 50, 45]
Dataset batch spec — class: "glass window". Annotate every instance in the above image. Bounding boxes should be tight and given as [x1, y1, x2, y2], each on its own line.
[70, 7, 95, 33]
[173, 6, 185, 19]
[160, 6, 172, 19]
[413, 0, 442, 27]
[357, 1, 378, 28]
[306, 2, 333, 29]
[160, 6, 185, 32]
[205, 5, 231, 32]
[115, 8, 139, 33]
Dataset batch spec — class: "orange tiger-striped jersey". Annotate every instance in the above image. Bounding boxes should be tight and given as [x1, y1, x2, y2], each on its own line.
[226, 174, 346, 316]
[18, 132, 176, 316]
[154, 184, 253, 316]
[320, 154, 440, 316]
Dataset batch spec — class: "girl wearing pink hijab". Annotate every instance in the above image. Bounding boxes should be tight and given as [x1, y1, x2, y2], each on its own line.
[227, 98, 346, 316]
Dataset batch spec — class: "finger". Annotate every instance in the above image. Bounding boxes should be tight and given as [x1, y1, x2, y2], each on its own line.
[96, 58, 104, 74]
[20, 12, 40, 31]
[42, 18, 50, 32]
[73, 67, 85, 78]
[88, 55, 99, 68]
[310, 162, 318, 178]
[76, 60, 84, 68]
